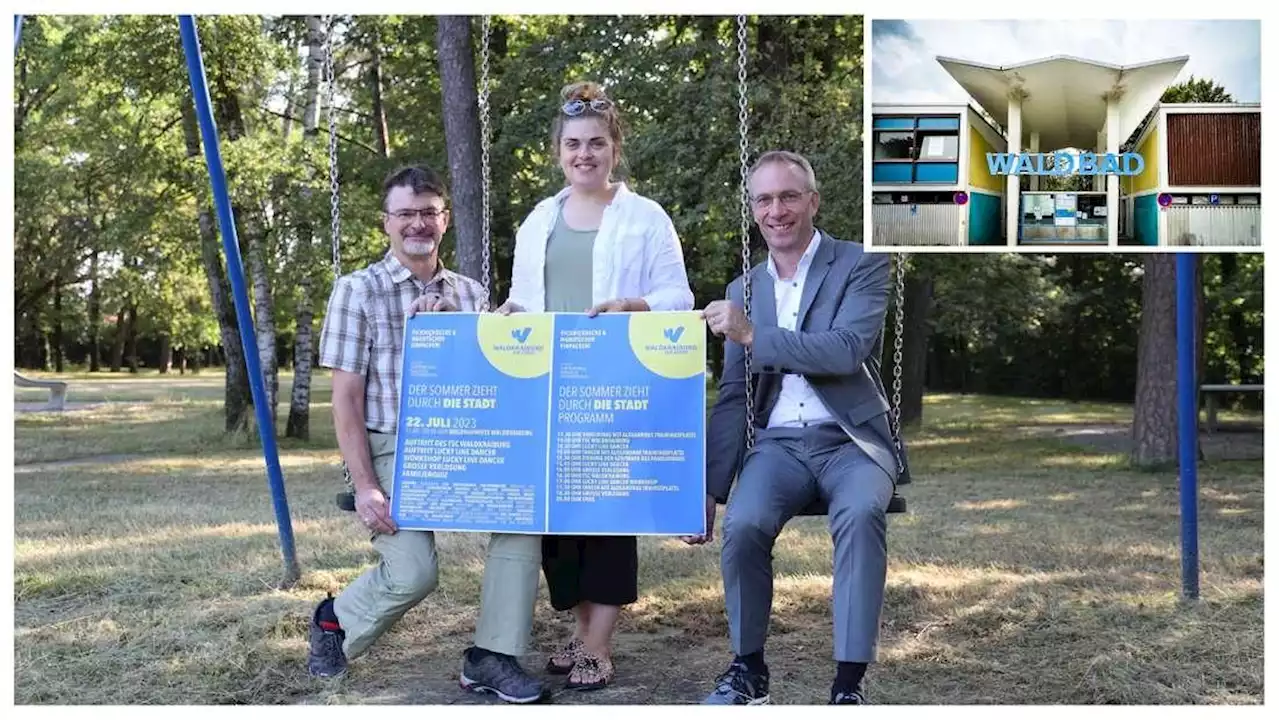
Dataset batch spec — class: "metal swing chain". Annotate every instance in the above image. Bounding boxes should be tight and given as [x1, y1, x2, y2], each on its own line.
[323, 16, 354, 496]
[890, 253, 906, 475]
[323, 16, 342, 280]
[736, 14, 756, 452]
[478, 15, 493, 305]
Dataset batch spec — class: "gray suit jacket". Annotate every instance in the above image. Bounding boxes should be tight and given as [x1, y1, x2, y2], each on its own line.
[706, 231, 909, 504]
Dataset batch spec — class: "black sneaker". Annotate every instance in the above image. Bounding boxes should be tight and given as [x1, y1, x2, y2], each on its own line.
[307, 596, 347, 678]
[702, 659, 770, 705]
[459, 647, 546, 703]
[830, 688, 867, 704]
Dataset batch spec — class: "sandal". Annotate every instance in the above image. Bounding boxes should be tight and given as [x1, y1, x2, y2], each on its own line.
[545, 638, 583, 675]
[565, 652, 615, 691]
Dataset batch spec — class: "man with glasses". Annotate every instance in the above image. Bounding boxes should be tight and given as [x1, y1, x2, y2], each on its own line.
[692, 151, 900, 705]
[307, 165, 547, 704]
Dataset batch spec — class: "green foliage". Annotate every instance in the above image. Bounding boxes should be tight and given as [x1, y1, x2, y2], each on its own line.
[1161, 76, 1235, 103]
[13, 15, 1263, 410]
[919, 253, 1263, 406]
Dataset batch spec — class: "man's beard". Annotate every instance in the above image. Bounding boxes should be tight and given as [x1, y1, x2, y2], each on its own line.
[402, 236, 436, 255]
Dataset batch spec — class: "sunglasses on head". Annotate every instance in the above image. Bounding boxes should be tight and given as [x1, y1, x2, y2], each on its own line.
[562, 98, 612, 116]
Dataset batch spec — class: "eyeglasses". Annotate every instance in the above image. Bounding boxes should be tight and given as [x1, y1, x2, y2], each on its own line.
[562, 98, 612, 116]
[386, 208, 447, 222]
[751, 190, 812, 210]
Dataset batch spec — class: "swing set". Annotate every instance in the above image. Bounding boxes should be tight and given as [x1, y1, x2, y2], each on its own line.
[13, 15, 1197, 602]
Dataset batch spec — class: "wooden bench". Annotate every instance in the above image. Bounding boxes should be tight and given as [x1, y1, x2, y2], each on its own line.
[1201, 383, 1263, 433]
[14, 371, 68, 411]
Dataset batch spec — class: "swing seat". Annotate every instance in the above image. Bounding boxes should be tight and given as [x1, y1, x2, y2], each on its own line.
[336, 491, 356, 512]
[797, 491, 907, 516]
[887, 492, 907, 514]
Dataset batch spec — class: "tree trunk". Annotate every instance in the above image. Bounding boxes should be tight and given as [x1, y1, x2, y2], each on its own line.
[1131, 254, 1179, 468]
[303, 16, 325, 134]
[52, 276, 64, 372]
[126, 303, 140, 373]
[88, 250, 101, 372]
[202, 213, 253, 433]
[16, 315, 35, 369]
[1220, 254, 1253, 382]
[286, 14, 327, 441]
[1065, 257, 1084, 401]
[280, 75, 295, 141]
[286, 208, 316, 440]
[182, 91, 252, 433]
[898, 272, 932, 426]
[110, 304, 127, 372]
[216, 65, 275, 434]
[217, 71, 276, 433]
[159, 334, 172, 374]
[369, 40, 391, 158]
[484, 17, 515, 304]
[246, 214, 279, 433]
[122, 301, 139, 368]
[436, 17, 487, 286]
[287, 291, 315, 440]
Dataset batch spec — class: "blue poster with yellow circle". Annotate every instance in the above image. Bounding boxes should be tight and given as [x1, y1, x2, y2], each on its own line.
[391, 311, 706, 536]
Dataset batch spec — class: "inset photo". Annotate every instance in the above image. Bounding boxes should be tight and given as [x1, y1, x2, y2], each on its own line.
[867, 19, 1261, 251]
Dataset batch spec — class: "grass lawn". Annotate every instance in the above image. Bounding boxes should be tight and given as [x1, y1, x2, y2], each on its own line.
[12, 372, 1263, 704]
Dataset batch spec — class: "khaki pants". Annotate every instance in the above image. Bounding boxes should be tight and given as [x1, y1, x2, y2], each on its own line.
[334, 431, 542, 659]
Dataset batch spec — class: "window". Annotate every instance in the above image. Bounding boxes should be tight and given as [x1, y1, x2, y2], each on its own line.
[871, 114, 961, 184]
[917, 133, 958, 160]
[874, 131, 914, 160]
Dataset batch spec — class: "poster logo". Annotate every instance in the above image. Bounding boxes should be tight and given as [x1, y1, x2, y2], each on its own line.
[477, 315, 551, 378]
[628, 313, 704, 380]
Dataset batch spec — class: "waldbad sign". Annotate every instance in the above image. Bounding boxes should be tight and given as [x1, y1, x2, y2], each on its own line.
[987, 151, 1145, 176]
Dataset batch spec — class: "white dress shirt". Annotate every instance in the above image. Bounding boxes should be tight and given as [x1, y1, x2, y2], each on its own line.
[766, 230, 836, 429]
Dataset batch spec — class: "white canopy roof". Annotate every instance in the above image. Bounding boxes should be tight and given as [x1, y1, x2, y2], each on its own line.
[936, 54, 1189, 150]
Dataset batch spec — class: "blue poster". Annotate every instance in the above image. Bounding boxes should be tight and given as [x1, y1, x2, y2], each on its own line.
[391, 311, 706, 536]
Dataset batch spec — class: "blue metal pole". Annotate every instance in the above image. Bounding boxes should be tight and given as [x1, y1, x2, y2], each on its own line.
[14, 15, 23, 48]
[1175, 253, 1199, 601]
[178, 15, 300, 586]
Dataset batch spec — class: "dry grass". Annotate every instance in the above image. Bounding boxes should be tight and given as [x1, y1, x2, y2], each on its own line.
[12, 377, 1264, 704]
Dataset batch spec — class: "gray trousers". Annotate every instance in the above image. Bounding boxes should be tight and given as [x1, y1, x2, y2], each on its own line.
[721, 423, 893, 663]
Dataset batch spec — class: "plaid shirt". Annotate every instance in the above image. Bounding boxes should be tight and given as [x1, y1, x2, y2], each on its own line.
[318, 251, 489, 433]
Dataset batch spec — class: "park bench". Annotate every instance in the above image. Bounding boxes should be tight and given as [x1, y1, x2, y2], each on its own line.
[14, 371, 69, 411]
[1201, 383, 1263, 433]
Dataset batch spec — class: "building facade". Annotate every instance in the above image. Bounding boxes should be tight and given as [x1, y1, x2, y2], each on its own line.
[1122, 104, 1261, 246]
[871, 54, 1262, 248]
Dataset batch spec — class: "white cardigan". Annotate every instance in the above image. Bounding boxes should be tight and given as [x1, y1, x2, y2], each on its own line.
[506, 183, 695, 312]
